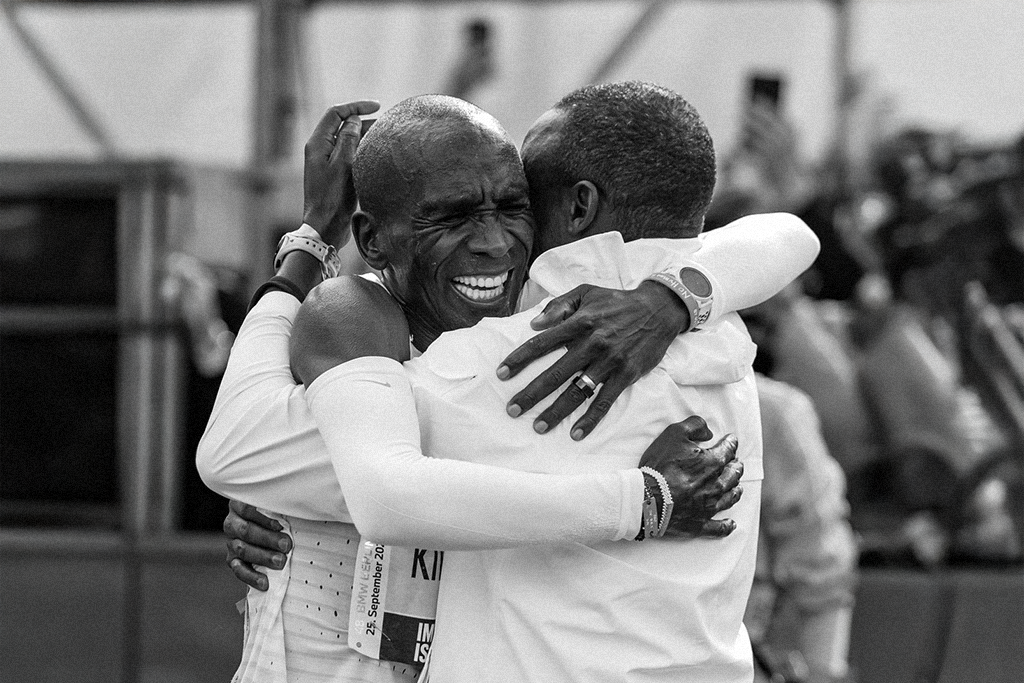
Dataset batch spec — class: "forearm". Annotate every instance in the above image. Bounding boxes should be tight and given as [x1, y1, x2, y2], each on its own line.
[306, 357, 644, 550]
[694, 212, 820, 320]
[274, 250, 325, 303]
[196, 291, 347, 520]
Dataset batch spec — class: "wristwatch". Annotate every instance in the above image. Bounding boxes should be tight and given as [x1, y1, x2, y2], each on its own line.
[274, 224, 342, 280]
[645, 265, 714, 332]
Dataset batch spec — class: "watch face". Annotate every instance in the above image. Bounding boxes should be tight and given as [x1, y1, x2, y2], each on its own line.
[678, 267, 712, 298]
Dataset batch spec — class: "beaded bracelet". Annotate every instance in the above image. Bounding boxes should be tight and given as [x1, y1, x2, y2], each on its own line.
[640, 467, 674, 538]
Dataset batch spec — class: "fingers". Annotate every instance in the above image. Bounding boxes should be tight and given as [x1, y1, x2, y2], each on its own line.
[229, 499, 284, 531]
[307, 100, 381, 158]
[684, 434, 739, 491]
[533, 378, 594, 435]
[224, 507, 292, 554]
[719, 460, 744, 493]
[227, 536, 287, 571]
[497, 318, 585, 383]
[528, 285, 590, 331]
[227, 554, 270, 592]
[678, 415, 713, 443]
[705, 434, 739, 465]
[715, 484, 744, 513]
[569, 374, 630, 441]
[505, 341, 588, 418]
[331, 115, 364, 161]
[698, 518, 737, 538]
[532, 360, 618, 437]
[326, 100, 381, 133]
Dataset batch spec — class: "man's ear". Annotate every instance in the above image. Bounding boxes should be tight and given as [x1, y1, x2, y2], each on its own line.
[352, 211, 389, 270]
[569, 180, 600, 235]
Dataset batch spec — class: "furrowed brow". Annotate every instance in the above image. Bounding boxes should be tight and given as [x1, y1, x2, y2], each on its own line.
[418, 192, 483, 217]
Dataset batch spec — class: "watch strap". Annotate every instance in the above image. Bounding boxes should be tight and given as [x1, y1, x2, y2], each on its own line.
[274, 224, 342, 280]
[646, 265, 714, 332]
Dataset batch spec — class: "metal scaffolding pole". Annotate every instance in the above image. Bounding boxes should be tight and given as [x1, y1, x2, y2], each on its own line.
[250, 0, 306, 279]
[586, 0, 671, 85]
[1, 0, 119, 157]
[253, 0, 304, 168]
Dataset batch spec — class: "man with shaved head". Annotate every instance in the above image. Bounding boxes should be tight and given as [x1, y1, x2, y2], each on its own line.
[348, 95, 535, 348]
[200, 85, 818, 682]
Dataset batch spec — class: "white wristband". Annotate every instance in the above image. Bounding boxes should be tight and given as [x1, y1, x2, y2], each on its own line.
[274, 224, 342, 280]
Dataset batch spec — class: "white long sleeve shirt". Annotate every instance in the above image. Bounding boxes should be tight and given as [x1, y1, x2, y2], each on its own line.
[197, 213, 816, 533]
[197, 214, 816, 683]
[306, 231, 766, 682]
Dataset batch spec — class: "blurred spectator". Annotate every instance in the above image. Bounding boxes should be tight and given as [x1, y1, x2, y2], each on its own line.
[709, 102, 869, 301]
[162, 252, 248, 531]
[710, 99, 1024, 569]
[869, 129, 1024, 324]
[742, 283, 878, 480]
[162, 252, 236, 378]
[744, 275, 1015, 567]
[747, 375, 858, 683]
[442, 19, 495, 102]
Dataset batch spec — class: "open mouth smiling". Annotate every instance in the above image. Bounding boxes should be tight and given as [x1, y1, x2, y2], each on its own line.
[451, 270, 511, 303]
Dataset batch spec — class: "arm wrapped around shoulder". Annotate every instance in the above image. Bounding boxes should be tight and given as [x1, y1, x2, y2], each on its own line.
[305, 358, 644, 549]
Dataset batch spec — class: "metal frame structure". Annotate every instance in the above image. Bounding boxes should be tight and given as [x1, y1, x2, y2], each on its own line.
[2, 0, 857, 277]
[2, 0, 855, 173]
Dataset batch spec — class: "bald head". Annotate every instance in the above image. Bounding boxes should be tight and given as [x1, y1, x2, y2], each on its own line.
[348, 94, 534, 350]
[353, 95, 521, 222]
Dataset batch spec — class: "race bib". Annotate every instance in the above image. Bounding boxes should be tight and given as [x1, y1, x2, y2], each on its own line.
[348, 539, 443, 666]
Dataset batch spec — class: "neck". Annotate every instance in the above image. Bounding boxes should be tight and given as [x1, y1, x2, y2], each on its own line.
[404, 308, 440, 352]
[378, 272, 439, 352]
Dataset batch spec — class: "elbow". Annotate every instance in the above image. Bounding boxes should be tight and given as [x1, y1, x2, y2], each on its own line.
[195, 440, 220, 493]
[779, 212, 821, 267]
[348, 516, 404, 547]
[195, 430, 231, 496]
[342, 491, 412, 547]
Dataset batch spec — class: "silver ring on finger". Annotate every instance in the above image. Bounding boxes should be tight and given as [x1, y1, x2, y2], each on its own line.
[573, 373, 598, 398]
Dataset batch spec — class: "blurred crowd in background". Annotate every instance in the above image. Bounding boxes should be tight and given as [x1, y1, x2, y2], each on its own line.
[703, 87, 1024, 681]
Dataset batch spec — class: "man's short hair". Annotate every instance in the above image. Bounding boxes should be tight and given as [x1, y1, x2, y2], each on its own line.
[353, 94, 516, 222]
[535, 81, 716, 239]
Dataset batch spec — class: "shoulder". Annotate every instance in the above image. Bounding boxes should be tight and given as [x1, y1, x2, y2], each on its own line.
[411, 308, 538, 382]
[426, 307, 536, 359]
[291, 276, 410, 385]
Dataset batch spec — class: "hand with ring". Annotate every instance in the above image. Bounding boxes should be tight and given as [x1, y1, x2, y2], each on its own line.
[498, 281, 691, 440]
